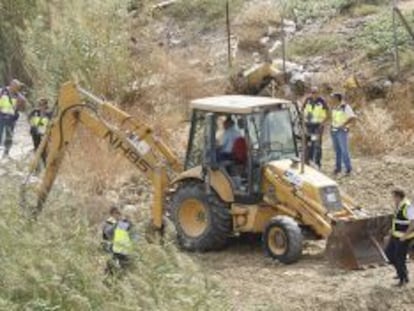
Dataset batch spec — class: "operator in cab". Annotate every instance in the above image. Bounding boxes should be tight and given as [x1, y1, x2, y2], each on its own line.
[385, 189, 414, 287]
[303, 86, 328, 170]
[217, 116, 241, 162]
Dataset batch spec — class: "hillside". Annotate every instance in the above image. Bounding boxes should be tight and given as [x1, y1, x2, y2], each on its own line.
[2, 0, 414, 310]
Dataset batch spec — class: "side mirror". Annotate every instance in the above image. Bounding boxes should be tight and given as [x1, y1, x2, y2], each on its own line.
[203, 113, 218, 170]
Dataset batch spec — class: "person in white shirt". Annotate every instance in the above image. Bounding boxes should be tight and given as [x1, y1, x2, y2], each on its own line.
[218, 116, 240, 161]
[330, 93, 356, 176]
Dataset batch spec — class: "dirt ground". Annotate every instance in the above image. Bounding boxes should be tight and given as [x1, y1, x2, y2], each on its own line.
[190, 153, 414, 311]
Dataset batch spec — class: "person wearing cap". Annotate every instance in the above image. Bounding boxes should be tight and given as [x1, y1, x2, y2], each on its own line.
[330, 93, 356, 175]
[28, 98, 52, 164]
[385, 189, 414, 286]
[217, 116, 241, 162]
[302, 86, 328, 169]
[111, 206, 139, 270]
[102, 206, 121, 253]
[0, 79, 26, 157]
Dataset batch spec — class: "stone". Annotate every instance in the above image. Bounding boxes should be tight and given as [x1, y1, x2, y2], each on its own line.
[272, 59, 303, 72]
[268, 40, 282, 54]
[169, 38, 181, 46]
[188, 59, 201, 67]
[267, 26, 278, 37]
[259, 36, 270, 46]
[252, 52, 261, 63]
[383, 80, 392, 88]
[283, 19, 297, 34]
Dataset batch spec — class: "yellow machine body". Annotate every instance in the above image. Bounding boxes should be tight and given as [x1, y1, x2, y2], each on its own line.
[27, 82, 392, 270]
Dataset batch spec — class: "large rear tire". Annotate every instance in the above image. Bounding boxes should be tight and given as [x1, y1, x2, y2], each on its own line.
[263, 216, 303, 264]
[171, 181, 232, 251]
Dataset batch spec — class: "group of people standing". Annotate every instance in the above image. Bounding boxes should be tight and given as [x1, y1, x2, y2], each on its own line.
[0, 79, 51, 160]
[302, 86, 356, 175]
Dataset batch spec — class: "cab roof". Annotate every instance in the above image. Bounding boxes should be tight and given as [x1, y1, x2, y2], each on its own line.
[190, 95, 291, 114]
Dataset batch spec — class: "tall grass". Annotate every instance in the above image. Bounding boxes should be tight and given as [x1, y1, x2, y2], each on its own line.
[0, 176, 229, 310]
[351, 84, 414, 155]
[22, 0, 134, 100]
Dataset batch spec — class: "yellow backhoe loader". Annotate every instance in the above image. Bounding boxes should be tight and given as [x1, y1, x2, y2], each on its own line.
[24, 81, 392, 270]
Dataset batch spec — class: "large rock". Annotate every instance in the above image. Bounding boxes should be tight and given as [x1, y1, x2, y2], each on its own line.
[268, 40, 282, 54]
[283, 19, 297, 35]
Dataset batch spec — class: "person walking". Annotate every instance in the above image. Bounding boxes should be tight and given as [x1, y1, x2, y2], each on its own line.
[0, 79, 26, 158]
[330, 93, 356, 176]
[385, 189, 414, 286]
[303, 86, 328, 169]
[28, 98, 52, 164]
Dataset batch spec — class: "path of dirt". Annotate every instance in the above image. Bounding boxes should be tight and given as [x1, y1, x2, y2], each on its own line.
[0, 116, 34, 176]
[191, 155, 414, 311]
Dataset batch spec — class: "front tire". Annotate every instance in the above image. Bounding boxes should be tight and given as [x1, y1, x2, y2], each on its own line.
[263, 216, 303, 264]
[171, 181, 232, 251]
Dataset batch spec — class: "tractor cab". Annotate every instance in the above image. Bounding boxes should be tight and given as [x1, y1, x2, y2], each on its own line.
[185, 95, 299, 200]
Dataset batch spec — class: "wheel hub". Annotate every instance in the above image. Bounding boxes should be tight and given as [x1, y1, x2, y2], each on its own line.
[178, 199, 208, 238]
[268, 227, 287, 256]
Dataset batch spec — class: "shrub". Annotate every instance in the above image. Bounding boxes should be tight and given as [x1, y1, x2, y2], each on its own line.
[287, 34, 342, 58]
[351, 84, 414, 155]
[280, 0, 388, 24]
[21, 0, 134, 100]
[235, 2, 282, 52]
[357, 11, 414, 59]
[350, 4, 381, 17]
[0, 176, 229, 310]
[165, 0, 243, 31]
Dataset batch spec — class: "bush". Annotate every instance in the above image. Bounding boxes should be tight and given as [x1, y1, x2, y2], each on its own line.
[287, 34, 342, 58]
[21, 0, 135, 100]
[0, 0, 38, 84]
[235, 2, 282, 52]
[0, 176, 229, 310]
[350, 4, 381, 17]
[165, 0, 243, 31]
[281, 0, 388, 24]
[357, 11, 414, 59]
[351, 84, 414, 155]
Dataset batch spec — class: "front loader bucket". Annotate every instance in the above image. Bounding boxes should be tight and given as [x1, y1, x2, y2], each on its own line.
[326, 214, 393, 270]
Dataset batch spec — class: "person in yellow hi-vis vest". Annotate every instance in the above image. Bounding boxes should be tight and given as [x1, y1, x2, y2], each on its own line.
[111, 206, 139, 270]
[302, 86, 328, 169]
[0, 79, 26, 158]
[28, 98, 52, 164]
[385, 189, 414, 287]
[330, 93, 356, 176]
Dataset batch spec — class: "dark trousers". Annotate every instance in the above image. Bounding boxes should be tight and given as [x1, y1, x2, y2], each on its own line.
[306, 124, 323, 167]
[105, 253, 130, 275]
[0, 116, 15, 155]
[385, 236, 409, 282]
[30, 127, 47, 164]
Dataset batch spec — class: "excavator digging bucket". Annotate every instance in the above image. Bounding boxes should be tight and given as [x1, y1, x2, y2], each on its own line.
[326, 214, 393, 270]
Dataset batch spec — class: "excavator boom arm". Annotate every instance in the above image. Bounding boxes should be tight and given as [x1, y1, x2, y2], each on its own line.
[30, 82, 180, 230]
